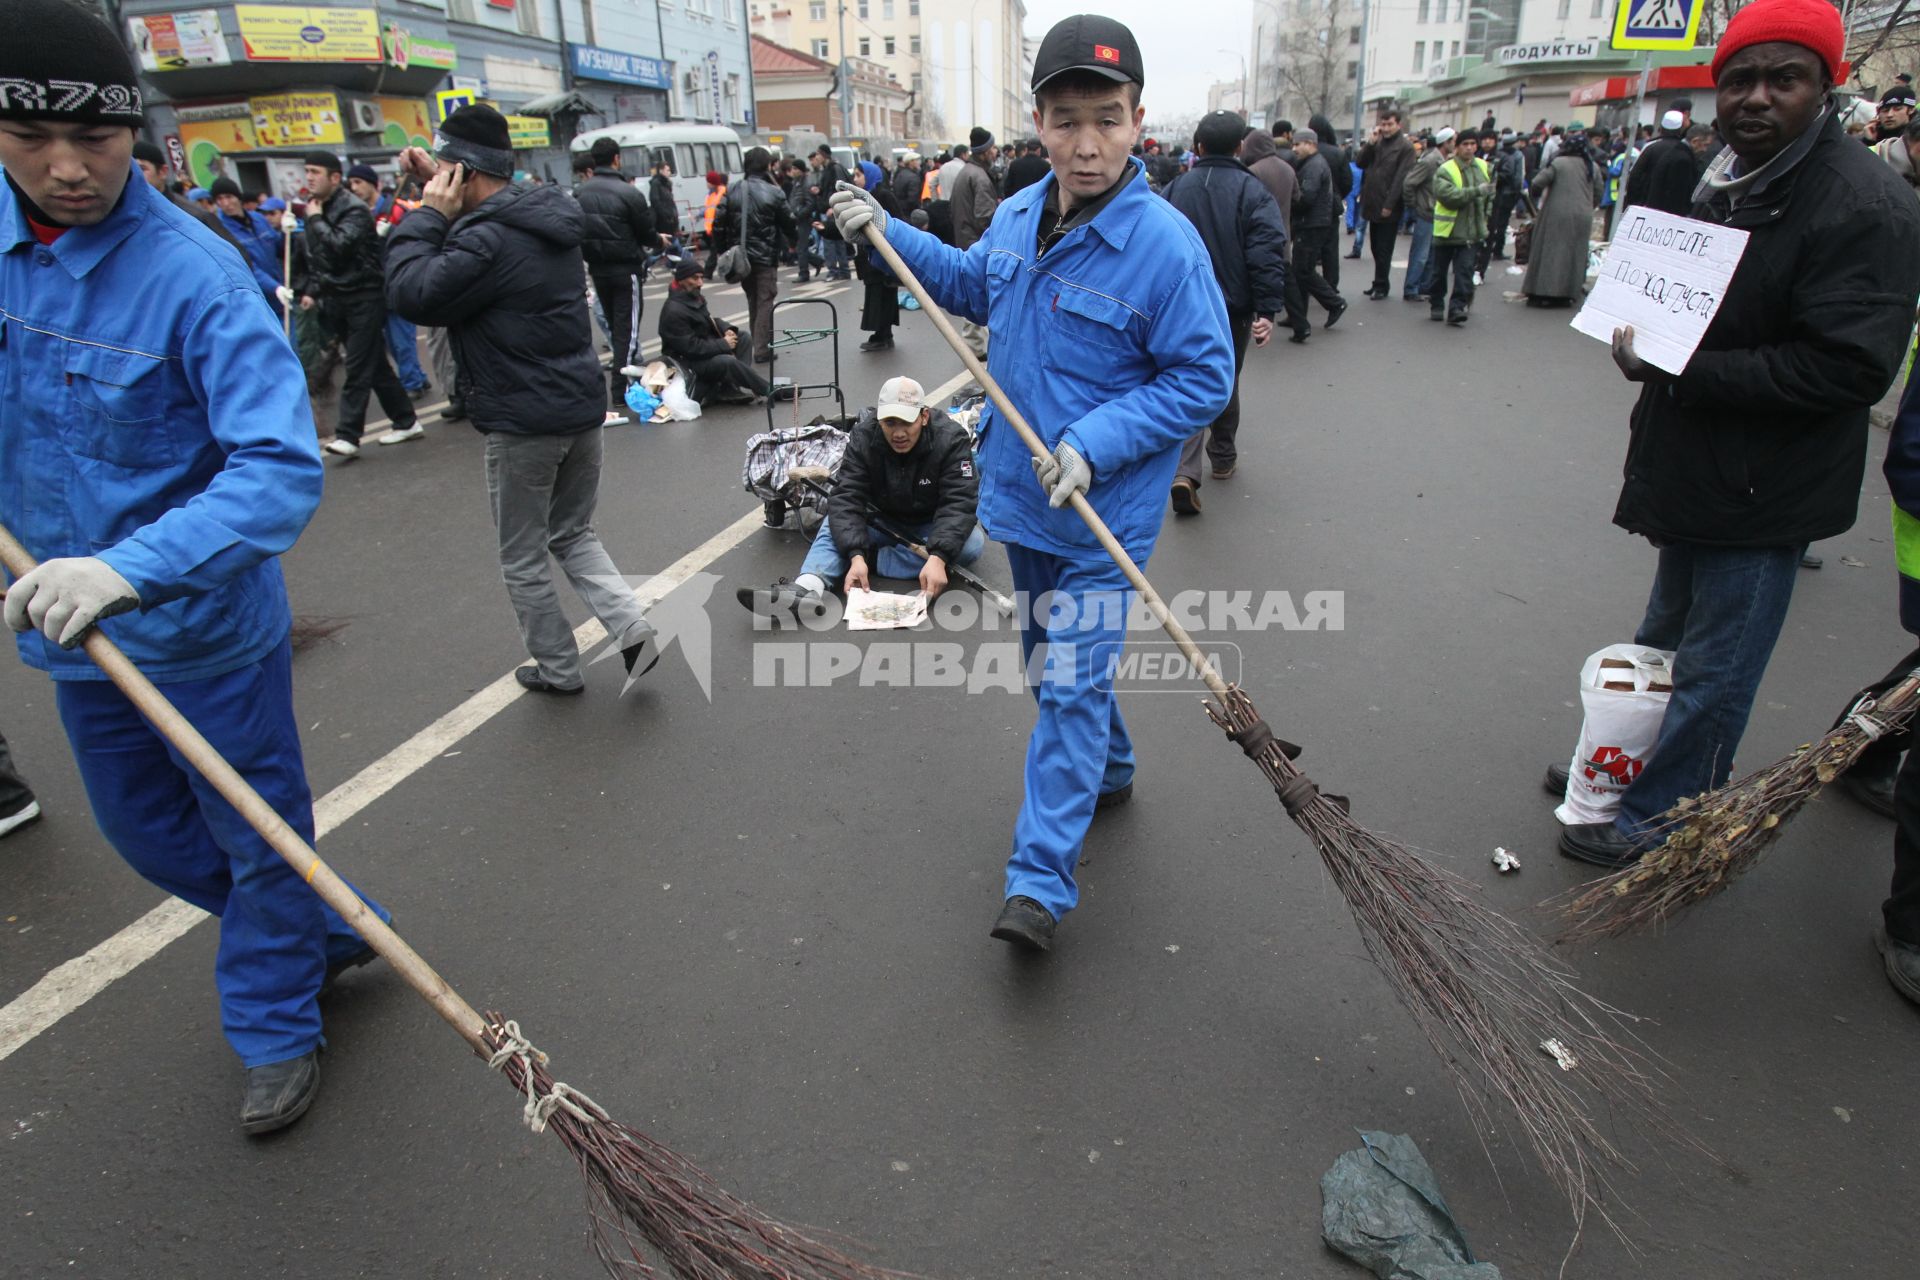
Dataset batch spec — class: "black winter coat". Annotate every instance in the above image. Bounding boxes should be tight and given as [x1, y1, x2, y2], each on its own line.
[650, 172, 680, 237]
[575, 172, 655, 270]
[828, 408, 979, 567]
[1293, 150, 1337, 229]
[1613, 110, 1920, 548]
[385, 184, 603, 437]
[656, 285, 737, 364]
[892, 164, 922, 210]
[1002, 153, 1050, 197]
[1622, 135, 1698, 216]
[713, 172, 798, 268]
[1357, 132, 1415, 223]
[1163, 156, 1288, 319]
[303, 185, 384, 295]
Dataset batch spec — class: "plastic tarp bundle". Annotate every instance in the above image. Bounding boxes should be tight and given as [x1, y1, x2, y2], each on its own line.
[1321, 1132, 1502, 1280]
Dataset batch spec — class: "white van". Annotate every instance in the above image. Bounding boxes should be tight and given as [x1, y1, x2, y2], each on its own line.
[570, 122, 744, 241]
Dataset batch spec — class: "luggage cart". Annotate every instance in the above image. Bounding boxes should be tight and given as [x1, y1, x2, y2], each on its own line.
[764, 296, 847, 431]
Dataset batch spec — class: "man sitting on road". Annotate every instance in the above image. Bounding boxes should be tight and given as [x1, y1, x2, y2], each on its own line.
[738, 376, 983, 621]
[657, 259, 795, 406]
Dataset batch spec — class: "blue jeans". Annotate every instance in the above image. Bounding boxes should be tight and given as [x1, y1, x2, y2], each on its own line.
[799, 514, 985, 582]
[821, 236, 851, 278]
[1004, 544, 1138, 920]
[1614, 542, 1803, 839]
[1403, 215, 1434, 298]
[55, 638, 389, 1066]
[385, 311, 427, 391]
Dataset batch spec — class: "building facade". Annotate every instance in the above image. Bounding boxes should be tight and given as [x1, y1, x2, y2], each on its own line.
[118, 0, 758, 192]
[750, 34, 908, 138]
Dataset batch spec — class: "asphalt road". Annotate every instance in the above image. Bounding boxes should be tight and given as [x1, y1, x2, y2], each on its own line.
[3, 247, 1915, 1279]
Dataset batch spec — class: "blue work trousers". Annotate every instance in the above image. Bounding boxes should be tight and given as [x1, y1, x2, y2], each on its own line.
[1403, 215, 1434, 299]
[799, 516, 986, 583]
[1615, 542, 1803, 839]
[55, 638, 388, 1067]
[385, 312, 428, 392]
[1004, 543, 1138, 920]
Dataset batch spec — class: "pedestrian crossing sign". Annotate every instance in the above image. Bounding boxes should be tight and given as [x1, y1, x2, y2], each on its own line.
[434, 87, 477, 123]
[1611, 0, 1705, 51]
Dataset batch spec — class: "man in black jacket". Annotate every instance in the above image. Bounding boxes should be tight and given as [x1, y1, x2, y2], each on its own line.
[649, 154, 681, 247]
[1357, 110, 1416, 299]
[738, 375, 983, 620]
[577, 137, 660, 405]
[301, 150, 418, 458]
[1002, 138, 1050, 196]
[657, 260, 791, 404]
[1163, 111, 1288, 512]
[785, 157, 817, 282]
[1283, 128, 1346, 343]
[1546, 0, 1920, 868]
[387, 107, 656, 696]
[713, 147, 799, 363]
[1624, 109, 1705, 216]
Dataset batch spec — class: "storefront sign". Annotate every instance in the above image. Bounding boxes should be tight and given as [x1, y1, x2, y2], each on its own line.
[177, 114, 258, 187]
[705, 50, 723, 125]
[164, 135, 187, 174]
[1497, 39, 1601, 65]
[374, 97, 434, 150]
[504, 115, 551, 150]
[234, 5, 382, 63]
[385, 23, 457, 71]
[251, 90, 346, 147]
[129, 10, 230, 71]
[569, 43, 672, 90]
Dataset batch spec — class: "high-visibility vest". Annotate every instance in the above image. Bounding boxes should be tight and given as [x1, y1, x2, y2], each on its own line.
[704, 184, 725, 236]
[1430, 156, 1490, 240]
[921, 167, 938, 201]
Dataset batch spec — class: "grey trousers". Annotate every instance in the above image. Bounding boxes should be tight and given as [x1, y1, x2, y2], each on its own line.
[483, 428, 650, 690]
[425, 326, 459, 403]
[0, 727, 34, 816]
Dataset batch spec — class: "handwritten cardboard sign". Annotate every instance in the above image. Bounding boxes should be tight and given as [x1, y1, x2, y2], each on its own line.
[1571, 206, 1750, 375]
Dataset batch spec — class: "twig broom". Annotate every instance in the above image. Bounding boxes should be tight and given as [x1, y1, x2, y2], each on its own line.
[1563, 669, 1920, 938]
[0, 521, 917, 1280]
[859, 216, 1688, 1234]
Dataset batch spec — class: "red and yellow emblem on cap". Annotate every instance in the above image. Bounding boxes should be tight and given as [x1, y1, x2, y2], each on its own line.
[1094, 44, 1120, 63]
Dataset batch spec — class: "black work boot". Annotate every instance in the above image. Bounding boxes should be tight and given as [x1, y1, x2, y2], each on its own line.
[319, 942, 378, 999]
[1875, 919, 1920, 1006]
[241, 1050, 319, 1136]
[1839, 766, 1897, 819]
[1544, 762, 1571, 797]
[990, 896, 1057, 952]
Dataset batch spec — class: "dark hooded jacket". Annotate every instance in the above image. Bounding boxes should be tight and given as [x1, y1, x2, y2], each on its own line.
[1622, 133, 1699, 216]
[1613, 110, 1920, 548]
[657, 282, 738, 365]
[713, 170, 799, 268]
[303, 183, 384, 295]
[1309, 114, 1352, 199]
[828, 407, 979, 568]
[1162, 156, 1288, 319]
[575, 170, 655, 270]
[1239, 130, 1297, 238]
[649, 171, 681, 237]
[385, 183, 603, 436]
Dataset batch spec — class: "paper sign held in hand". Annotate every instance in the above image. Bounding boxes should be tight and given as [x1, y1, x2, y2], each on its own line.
[1571, 206, 1750, 375]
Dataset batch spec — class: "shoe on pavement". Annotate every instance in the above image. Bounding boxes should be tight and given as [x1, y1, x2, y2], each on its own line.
[1170, 478, 1201, 516]
[859, 337, 895, 352]
[514, 666, 584, 695]
[1544, 762, 1571, 797]
[1800, 552, 1823, 569]
[439, 401, 467, 423]
[1289, 330, 1310, 344]
[1367, 286, 1389, 300]
[407, 382, 433, 402]
[1839, 768, 1897, 819]
[1447, 311, 1468, 327]
[735, 577, 830, 623]
[990, 896, 1056, 952]
[323, 438, 360, 459]
[1345, 251, 1363, 259]
[377, 423, 425, 446]
[763, 384, 798, 403]
[1211, 462, 1237, 481]
[319, 941, 379, 998]
[1429, 309, 1446, 322]
[241, 1050, 319, 1136]
[1557, 821, 1644, 869]
[1096, 780, 1134, 810]
[1324, 299, 1348, 329]
[621, 626, 661, 680]
[1873, 920, 1920, 1005]
[0, 799, 43, 840]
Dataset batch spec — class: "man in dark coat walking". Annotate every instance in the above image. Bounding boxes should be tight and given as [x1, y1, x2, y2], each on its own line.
[1163, 111, 1289, 511]
[1623, 109, 1703, 216]
[575, 137, 660, 404]
[713, 147, 799, 362]
[649, 155, 681, 246]
[1357, 110, 1416, 299]
[1544, 0, 1920, 868]
[1283, 128, 1347, 343]
[387, 106, 657, 696]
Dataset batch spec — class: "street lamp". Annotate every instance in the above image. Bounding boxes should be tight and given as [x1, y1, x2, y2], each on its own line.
[1220, 48, 1249, 116]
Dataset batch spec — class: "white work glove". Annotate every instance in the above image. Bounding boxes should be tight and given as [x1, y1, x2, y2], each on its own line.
[375, 219, 391, 237]
[1031, 440, 1092, 509]
[4, 557, 140, 649]
[274, 285, 296, 307]
[828, 180, 887, 240]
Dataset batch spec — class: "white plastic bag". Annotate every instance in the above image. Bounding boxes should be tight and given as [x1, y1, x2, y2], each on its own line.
[1554, 644, 1676, 826]
[659, 373, 702, 421]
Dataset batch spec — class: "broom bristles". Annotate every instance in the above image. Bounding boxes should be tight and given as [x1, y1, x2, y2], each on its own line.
[482, 1016, 921, 1280]
[1205, 689, 1687, 1237]
[1560, 674, 1920, 939]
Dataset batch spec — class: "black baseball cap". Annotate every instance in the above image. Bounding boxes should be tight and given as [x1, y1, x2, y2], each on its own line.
[1031, 14, 1144, 93]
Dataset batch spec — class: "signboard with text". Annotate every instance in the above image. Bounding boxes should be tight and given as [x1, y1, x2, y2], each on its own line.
[504, 115, 551, 150]
[1611, 0, 1705, 52]
[1572, 208, 1750, 374]
[569, 43, 672, 89]
[434, 87, 478, 123]
[1497, 38, 1601, 65]
[234, 5, 382, 63]
[129, 11, 230, 71]
[385, 23, 457, 71]
[251, 90, 346, 147]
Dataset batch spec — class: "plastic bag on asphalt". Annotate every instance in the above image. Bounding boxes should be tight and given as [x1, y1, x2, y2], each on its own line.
[624, 382, 663, 422]
[1554, 644, 1676, 825]
[660, 373, 702, 421]
[1321, 1131, 1502, 1280]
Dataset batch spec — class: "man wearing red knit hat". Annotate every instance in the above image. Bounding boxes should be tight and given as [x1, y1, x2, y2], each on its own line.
[1546, 0, 1920, 870]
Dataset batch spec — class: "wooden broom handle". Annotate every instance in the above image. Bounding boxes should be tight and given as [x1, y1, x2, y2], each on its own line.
[860, 222, 1234, 700]
[0, 520, 490, 1056]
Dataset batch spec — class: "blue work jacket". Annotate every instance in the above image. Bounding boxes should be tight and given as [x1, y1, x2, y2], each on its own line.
[216, 205, 285, 301]
[0, 167, 321, 682]
[880, 156, 1234, 563]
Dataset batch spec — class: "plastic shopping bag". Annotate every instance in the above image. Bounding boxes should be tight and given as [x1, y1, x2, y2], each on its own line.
[1554, 644, 1676, 826]
[624, 382, 663, 422]
[660, 373, 702, 421]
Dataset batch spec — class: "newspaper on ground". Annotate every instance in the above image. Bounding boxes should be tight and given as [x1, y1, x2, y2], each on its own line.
[845, 588, 928, 630]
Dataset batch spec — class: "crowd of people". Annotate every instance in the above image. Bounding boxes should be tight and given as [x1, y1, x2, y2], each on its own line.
[6, 0, 1920, 1152]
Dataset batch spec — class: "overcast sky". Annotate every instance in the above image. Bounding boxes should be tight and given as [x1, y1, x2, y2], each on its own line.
[1021, 0, 1251, 125]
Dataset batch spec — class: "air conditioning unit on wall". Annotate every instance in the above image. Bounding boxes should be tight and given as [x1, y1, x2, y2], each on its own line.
[683, 69, 704, 92]
[347, 99, 384, 135]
